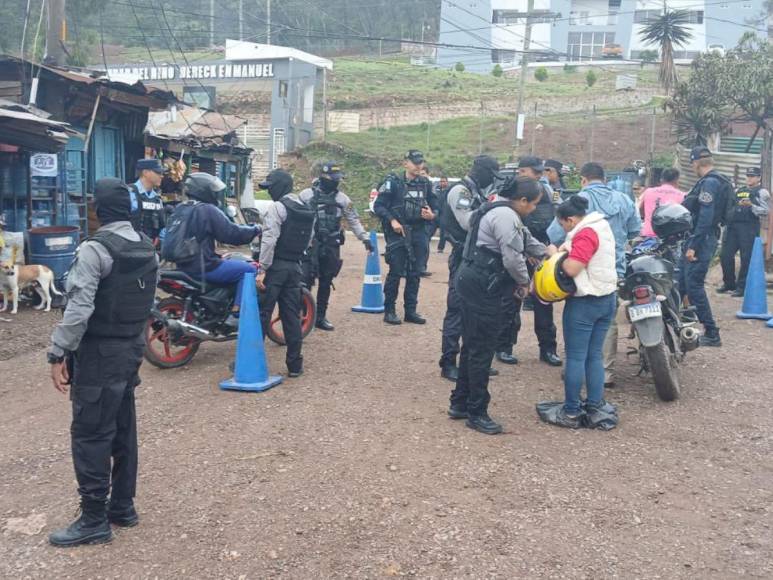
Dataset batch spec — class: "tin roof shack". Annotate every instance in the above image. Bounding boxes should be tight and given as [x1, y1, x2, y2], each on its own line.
[0, 55, 175, 234]
[145, 105, 254, 212]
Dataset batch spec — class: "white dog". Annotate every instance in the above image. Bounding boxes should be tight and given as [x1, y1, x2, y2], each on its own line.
[0, 247, 62, 314]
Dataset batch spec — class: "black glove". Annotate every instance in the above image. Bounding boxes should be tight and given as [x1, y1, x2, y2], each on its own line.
[363, 239, 373, 253]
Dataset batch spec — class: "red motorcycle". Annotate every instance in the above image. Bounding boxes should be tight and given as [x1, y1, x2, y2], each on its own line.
[144, 244, 316, 369]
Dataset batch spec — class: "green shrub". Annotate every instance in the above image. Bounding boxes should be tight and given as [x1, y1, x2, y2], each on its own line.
[585, 69, 598, 88]
[454, 62, 465, 73]
[534, 67, 549, 82]
[563, 63, 577, 74]
[492, 64, 504, 77]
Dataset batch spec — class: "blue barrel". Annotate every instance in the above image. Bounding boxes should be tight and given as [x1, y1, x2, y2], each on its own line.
[28, 226, 80, 282]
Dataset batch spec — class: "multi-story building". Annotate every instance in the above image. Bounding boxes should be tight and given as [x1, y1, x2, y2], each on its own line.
[438, 0, 766, 72]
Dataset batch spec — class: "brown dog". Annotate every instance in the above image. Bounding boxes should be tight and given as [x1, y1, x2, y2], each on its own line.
[0, 247, 62, 314]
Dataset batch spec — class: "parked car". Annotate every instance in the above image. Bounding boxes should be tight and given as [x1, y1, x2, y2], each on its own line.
[601, 43, 624, 59]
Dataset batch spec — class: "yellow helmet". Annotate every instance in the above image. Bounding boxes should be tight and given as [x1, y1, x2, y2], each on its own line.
[533, 252, 577, 303]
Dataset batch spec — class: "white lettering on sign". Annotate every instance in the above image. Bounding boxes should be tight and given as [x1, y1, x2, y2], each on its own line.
[109, 62, 277, 82]
[44, 237, 74, 248]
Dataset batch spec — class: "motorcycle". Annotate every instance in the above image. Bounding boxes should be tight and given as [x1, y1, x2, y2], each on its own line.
[619, 235, 699, 401]
[144, 239, 316, 370]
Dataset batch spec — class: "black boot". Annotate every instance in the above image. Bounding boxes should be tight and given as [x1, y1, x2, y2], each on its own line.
[496, 352, 518, 365]
[715, 284, 735, 294]
[404, 310, 426, 324]
[699, 329, 722, 347]
[540, 350, 563, 367]
[49, 498, 112, 547]
[465, 414, 503, 435]
[107, 498, 139, 528]
[440, 365, 459, 382]
[447, 404, 469, 419]
[315, 317, 335, 331]
[384, 309, 402, 325]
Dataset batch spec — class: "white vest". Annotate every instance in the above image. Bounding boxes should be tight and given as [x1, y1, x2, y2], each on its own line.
[563, 212, 618, 297]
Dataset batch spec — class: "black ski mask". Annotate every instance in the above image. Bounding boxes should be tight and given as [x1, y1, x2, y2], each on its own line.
[259, 169, 294, 201]
[318, 176, 339, 194]
[469, 155, 502, 191]
[94, 178, 132, 225]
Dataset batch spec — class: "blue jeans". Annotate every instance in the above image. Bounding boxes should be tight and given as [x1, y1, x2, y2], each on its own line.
[563, 293, 616, 414]
[203, 260, 258, 306]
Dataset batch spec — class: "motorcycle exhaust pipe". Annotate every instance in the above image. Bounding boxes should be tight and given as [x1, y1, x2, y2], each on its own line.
[680, 326, 700, 351]
[165, 319, 234, 343]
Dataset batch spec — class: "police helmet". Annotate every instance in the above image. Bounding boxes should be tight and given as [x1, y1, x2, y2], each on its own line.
[652, 203, 693, 240]
[185, 172, 227, 205]
[533, 252, 577, 303]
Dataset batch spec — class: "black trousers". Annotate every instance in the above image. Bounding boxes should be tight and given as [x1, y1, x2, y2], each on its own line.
[70, 336, 144, 502]
[721, 222, 759, 291]
[260, 260, 303, 373]
[496, 293, 557, 354]
[303, 243, 342, 319]
[383, 226, 428, 312]
[439, 245, 464, 368]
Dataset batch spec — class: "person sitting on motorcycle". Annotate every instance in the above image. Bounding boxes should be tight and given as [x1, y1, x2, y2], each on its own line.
[541, 196, 619, 429]
[175, 173, 260, 327]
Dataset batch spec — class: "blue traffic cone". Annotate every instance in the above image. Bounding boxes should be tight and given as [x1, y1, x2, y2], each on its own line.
[352, 230, 385, 313]
[767, 317, 773, 328]
[220, 271, 283, 392]
[736, 237, 772, 321]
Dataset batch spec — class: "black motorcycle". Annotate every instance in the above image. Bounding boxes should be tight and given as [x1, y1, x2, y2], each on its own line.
[144, 240, 316, 369]
[619, 207, 699, 401]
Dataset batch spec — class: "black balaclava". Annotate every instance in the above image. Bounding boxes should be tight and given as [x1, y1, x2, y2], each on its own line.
[260, 169, 294, 201]
[94, 178, 132, 225]
[469, 155, 501, 190]
[318, 175, 339, 194]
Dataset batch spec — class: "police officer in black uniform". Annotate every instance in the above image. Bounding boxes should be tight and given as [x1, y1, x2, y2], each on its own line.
[258, 169, 316, 376]
[438, 155, 503, 381]
[719, 166, 770, 297]
[496, 156, 562, 367]
[374, 150, 438, 325]
[681, 146, 733, 347]
[130, 158, 166, 242]
[449, 176, 546, 435]
[47, 178, 158, 546]
[299, 162, 373, 331]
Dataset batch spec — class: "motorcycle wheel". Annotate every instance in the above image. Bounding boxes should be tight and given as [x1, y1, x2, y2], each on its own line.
[267, 287, 317, 346]
[645, 339, 681, 401]
[144, 297, 201, 369]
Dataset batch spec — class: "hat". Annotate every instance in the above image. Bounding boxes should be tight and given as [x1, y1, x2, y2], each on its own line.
[518, 156, 544, 172]
[471, 155, 504, 178]
[746, 167, 761, 177]
[543, 159, 563, 173]
[137, 158, 164, 174]
[320, 161, 344, 180]
[689, 146, 712, 162]
[405, 150, 425, 165]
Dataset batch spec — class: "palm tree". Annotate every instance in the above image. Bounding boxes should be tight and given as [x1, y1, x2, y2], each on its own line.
[639, 10, 693, 95]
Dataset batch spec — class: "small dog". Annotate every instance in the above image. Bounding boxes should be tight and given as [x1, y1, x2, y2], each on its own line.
[0, 247, 62, 314]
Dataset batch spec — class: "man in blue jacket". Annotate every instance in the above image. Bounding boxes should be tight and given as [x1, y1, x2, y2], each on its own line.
[547, 162, 641, 387]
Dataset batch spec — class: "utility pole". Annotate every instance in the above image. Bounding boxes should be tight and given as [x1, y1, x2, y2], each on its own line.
[239, 0, 243, 40]
[46, 0, 67, 66]
[266, 0, 272, 45]
[210, 0, 215, 47]
[514, 0, 534, 153]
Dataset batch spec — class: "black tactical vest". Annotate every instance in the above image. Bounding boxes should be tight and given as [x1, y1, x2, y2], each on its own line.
[274, 197, 316, 262]
[131, 184, 165, 238]
[731, 185, 761, 224]
[463, 201, 512, 275]
[683, 170, 734, 228]
[524, 182, 555, 239]
[85, 231, 158, 338]
[440, 180, 484, 248]
[311, 188, 342, 240]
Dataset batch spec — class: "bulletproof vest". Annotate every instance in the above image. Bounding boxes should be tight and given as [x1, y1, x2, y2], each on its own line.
[440, 180, 484, 248]
[683, 170, 734, 228]
[85, 231, 158, 338]
[730, 185, 761, 224]
[402, 179, 429, 225]
[274, 197, 316, 262]
[131, 184, 164, 238]
[462, 201, 512, 276]
[524, 182, 555, 237]
[311, 187, 342, 240]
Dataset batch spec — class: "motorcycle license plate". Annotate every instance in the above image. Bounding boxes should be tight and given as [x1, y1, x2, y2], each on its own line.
[629, 302, 662, 322]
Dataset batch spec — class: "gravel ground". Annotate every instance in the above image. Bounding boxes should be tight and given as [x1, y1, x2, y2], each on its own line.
[1, 241, 772, 579]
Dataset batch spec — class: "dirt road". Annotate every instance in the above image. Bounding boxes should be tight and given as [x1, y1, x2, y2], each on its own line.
[1, 242, 772, 579]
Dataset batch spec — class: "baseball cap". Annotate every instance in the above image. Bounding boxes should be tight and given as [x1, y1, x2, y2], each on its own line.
[518, 156, 544, 172]
[320, 161, 344, 180]
[472, 155, 504, 179]
[137, 158, 164, 174]
[746, 167, 761, 177]
[405, 150, 425, 165]
[543, 159, 563, 173]
[689, 146, 712, 162]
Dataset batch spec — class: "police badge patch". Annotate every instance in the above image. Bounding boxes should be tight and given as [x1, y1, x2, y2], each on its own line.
[698, 190, 713, 205]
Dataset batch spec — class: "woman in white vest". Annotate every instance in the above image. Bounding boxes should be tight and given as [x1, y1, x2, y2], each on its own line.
[542, 196, 619, 429]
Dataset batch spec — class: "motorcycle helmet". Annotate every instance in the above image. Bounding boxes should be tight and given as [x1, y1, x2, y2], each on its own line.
[652, 203, 693, 240]
[533, 252, 577, 303]
[185, 172, 227, 205]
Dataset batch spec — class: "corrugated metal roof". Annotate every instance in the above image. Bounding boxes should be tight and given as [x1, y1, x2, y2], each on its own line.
[146, 105, 248, 148]
[0, 102, 75, 151]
